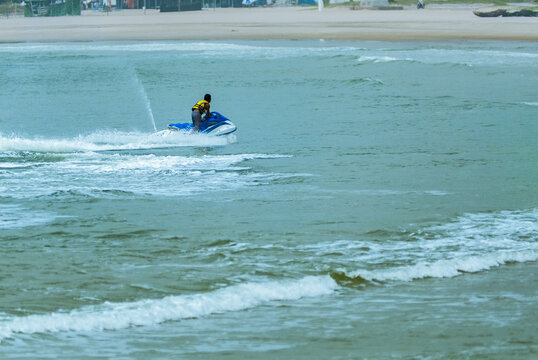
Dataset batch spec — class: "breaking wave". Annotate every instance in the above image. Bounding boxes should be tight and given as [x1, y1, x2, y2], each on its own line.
[349, 251, 538, 282]
[0, 41, 359, 60]
[356, 47, 538, 67]
[0, 276, 337, 340]
[337, 209, 538, 283]
[1, 41, 536, 66]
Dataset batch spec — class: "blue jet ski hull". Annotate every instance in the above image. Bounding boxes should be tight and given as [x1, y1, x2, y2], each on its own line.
[168, 112, 237, 136]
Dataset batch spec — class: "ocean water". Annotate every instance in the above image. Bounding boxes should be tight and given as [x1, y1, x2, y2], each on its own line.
[0, 40, 537, 359]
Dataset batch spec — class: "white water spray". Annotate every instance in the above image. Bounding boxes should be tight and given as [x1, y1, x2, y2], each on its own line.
[134, 72, 157, 132]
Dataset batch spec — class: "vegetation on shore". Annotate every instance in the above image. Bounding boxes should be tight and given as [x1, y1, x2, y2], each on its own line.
[0, 1, 24, 16]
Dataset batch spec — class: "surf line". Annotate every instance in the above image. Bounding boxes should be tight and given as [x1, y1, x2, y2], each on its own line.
[133, 71, 157, 132]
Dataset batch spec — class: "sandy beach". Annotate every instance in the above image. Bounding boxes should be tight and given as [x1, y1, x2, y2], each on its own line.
[0, 7, 537, 43]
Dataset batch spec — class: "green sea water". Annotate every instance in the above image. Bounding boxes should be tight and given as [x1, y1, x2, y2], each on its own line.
[0, 40, 537, 359]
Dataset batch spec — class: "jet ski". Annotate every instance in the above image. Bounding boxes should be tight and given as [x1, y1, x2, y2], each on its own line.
[167, 112, 237, 136]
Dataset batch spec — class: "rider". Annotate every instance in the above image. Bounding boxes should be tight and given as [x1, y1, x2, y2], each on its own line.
[192, 94, 211, 132]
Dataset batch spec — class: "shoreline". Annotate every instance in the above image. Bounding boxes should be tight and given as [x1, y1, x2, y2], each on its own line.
[1, 7, 537, 43]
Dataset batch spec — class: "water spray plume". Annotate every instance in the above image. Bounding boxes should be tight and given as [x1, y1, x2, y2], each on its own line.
[134, 72, 157, 132]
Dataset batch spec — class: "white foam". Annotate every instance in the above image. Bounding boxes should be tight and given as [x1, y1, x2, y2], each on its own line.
[0, 205, 60, 229]
[0, 152, 293, 199]
[426, 209, 538, 241]
[340, 209, 538, 282]
[59, 153, 288, 174]
[357, 55, 403, 63]
[0, 130, 233, 153]
[0, 41, 356, 60]
[358, 48, 538, 67]
[351, 251, 538, 282]
[0, 163, 37, 169]
[2, 42, 537, 67]
[0, 276, 337, 339]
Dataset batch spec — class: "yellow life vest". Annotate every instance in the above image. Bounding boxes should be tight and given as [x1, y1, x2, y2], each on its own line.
[192, 100, 209, 113]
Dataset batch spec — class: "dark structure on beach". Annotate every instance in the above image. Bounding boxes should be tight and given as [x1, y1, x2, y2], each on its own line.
[473, 8, 537, 17]
[160, 0, 202, 11]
